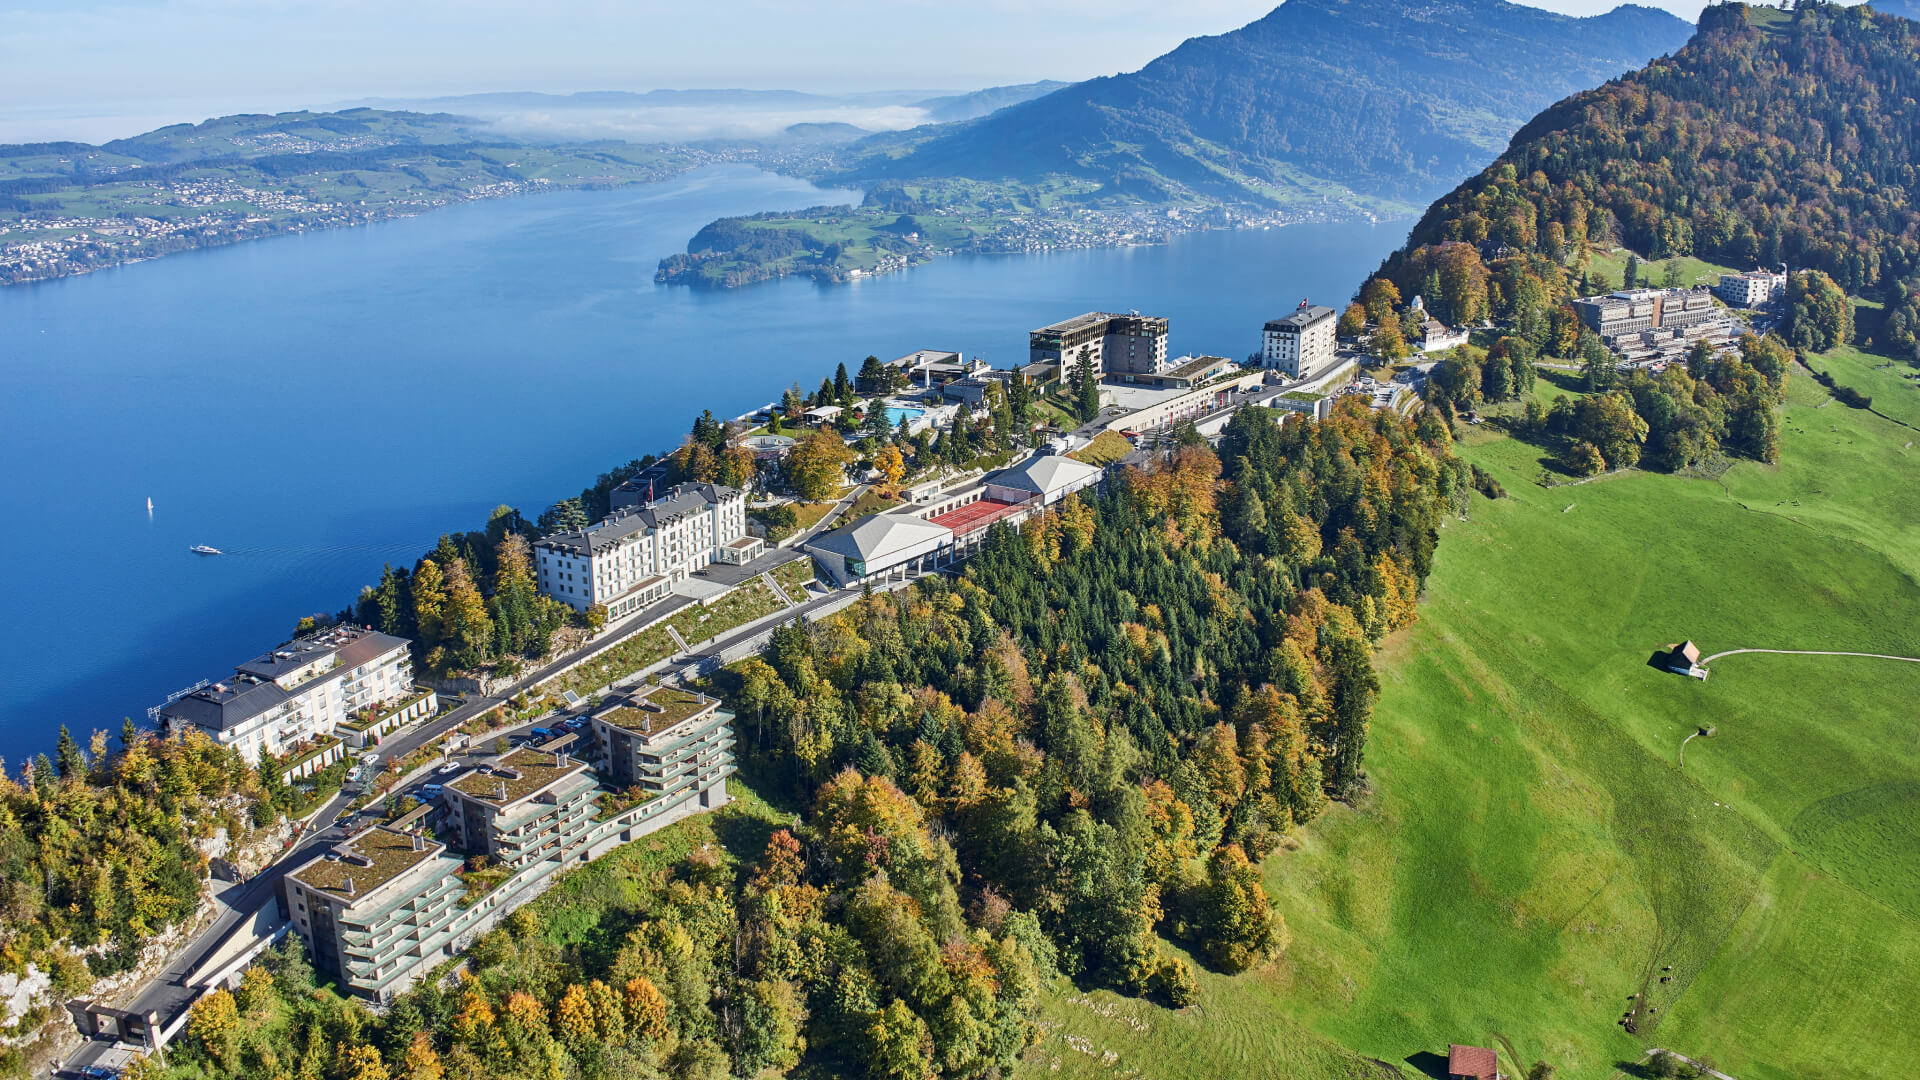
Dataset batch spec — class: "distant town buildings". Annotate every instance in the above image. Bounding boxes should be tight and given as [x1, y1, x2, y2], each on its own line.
[1028, 312, 1171, 376]
[535, 483, 754, 620]
[1261, 302, 1339, 377]
[1716, 268, 1788, 308]
[158, 626, 425, 771]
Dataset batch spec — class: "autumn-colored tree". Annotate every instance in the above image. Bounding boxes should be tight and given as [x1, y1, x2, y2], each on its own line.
[554, 983, 596, 1044]
[1194, 844, 1288, 973]
[186, 986, 239, 1065]
[624, 976, 670, 1041]
[1368, 319, 1408, 362]
[786, 429, 853, 501]
[868, 998, 936, 1080]
[410, 557, 446, 647]
[343, 1044, 391, 1080]
[875, 444, 907, 496]
[1359, 277, 1402, 323]
[402, 1033, 444, 1080]
[1337, 302, 1367, 338]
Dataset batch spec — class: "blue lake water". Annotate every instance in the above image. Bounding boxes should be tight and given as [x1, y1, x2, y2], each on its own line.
[0, 163, 1407, 762]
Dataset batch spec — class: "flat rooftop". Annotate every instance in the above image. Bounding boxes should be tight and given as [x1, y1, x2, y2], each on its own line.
[448, 746, 585, 805]
[928, 498, 1025, 536]
[598, 686, 718, 739]
[290, 826, 441, 901]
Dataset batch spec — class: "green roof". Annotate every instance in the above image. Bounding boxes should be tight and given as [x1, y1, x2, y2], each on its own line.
[598, 687, 717, 738]
[448, 747, 586, 805]
[290, 826, 441, 901]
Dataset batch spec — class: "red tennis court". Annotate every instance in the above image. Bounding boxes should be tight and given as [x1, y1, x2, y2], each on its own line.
[928, 498, 1026, 536]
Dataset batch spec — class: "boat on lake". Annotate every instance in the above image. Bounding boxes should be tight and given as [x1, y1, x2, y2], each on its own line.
[190, 545, 223, 556]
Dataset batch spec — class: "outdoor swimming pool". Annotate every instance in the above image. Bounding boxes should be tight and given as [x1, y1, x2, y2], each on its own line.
[884, 406, 926, 426]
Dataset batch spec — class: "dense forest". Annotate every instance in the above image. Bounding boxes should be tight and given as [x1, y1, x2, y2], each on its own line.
[0, 727, 330, 1072]
[126, 401, 1463, 1080]
[1379, 2, 1920, 361]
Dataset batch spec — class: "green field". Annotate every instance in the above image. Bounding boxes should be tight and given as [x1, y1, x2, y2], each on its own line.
[1585, 249, 1742, 292]
[1018, 352, 1920, 1080]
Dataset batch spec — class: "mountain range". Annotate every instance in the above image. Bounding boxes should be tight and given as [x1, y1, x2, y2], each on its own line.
[837, 0, 1694, 208]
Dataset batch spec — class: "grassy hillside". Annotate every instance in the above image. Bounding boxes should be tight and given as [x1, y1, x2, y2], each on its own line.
[1017, 355, 1920, 1080]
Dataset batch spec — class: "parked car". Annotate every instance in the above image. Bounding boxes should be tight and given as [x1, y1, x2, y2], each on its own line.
[418, 784, 443, 799]
[79, 1064, 117, 1078]
[437, 762, 461, 775]
[531, 727, 554, 739]
[360, 752, 380, 767]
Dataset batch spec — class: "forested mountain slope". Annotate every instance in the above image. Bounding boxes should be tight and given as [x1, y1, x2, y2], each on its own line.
[843, 0, 1691, 206]
[1380, 0, 1920, 357]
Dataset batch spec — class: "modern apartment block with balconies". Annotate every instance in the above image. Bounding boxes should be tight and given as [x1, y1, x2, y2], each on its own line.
[158, 625, 420, 768]
[285, 739, 601, 1002]
[589, 686, 735, 814]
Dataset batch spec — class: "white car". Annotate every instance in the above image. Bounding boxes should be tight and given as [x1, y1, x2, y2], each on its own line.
[360, 753, 380, 766]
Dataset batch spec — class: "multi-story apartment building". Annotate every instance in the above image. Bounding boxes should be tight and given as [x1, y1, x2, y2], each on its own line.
[158, 626, 419, 766]
[589, 686, 735, 812]
[285, 740, 604, 1002]
[535, 482, 748, 619]
[1028, 312, 1170, 377]
[1262, 303, 1339, 377]
[1715, 269, 1787, 308]
[1573, 286, 1717, 341]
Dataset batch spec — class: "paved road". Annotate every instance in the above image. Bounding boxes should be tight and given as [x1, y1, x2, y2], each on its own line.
[57, 542, 823, 1076]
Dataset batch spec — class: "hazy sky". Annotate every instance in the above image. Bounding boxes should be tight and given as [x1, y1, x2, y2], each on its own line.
[3, 0, 1722, 143]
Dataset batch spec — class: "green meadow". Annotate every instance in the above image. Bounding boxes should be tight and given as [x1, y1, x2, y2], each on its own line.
[1019, 352, 1920, 1080]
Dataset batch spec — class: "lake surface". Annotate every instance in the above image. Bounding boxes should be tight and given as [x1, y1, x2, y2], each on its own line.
[0, 164, 1407, 762]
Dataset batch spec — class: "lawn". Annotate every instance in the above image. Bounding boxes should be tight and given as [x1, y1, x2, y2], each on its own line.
[1585, 249, 1742, 293]
[1070, 430, 1134, 466]
[1020, 358, 1920, 1080]
[526, 779, 794, 952]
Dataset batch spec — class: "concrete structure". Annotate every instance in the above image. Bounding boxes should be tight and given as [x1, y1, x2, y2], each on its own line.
[1029, 312, 1170, 377]
[1716, 269, 1787, 308]
[535, 483, 748, 619]
[1262, 302, 1339, 377]
[285, 714, 738, 1002]
[1574, 285, 1735, 367]
[588, 686, 734, 806]
[1100, 369, 1268, 434]
[886, 350, 984, 389]
[1110, 354, 1236, 389]
[1573, 287, 1717, 339]
[159, 626, 417, 766]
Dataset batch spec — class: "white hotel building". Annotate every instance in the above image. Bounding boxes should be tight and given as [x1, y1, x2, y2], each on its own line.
[535, 482, 759, 619]
[1262, 303, 1339, 378]
[158, 626, 422, 767]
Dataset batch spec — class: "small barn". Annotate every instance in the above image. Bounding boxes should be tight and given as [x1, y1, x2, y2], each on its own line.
[1448, 1044, 1501, 1080]
[1667, 640, 1709, 680]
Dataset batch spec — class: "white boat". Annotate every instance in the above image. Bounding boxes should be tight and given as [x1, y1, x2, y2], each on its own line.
[146, 497, 153, 513]
[190, 545, 223, 556]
